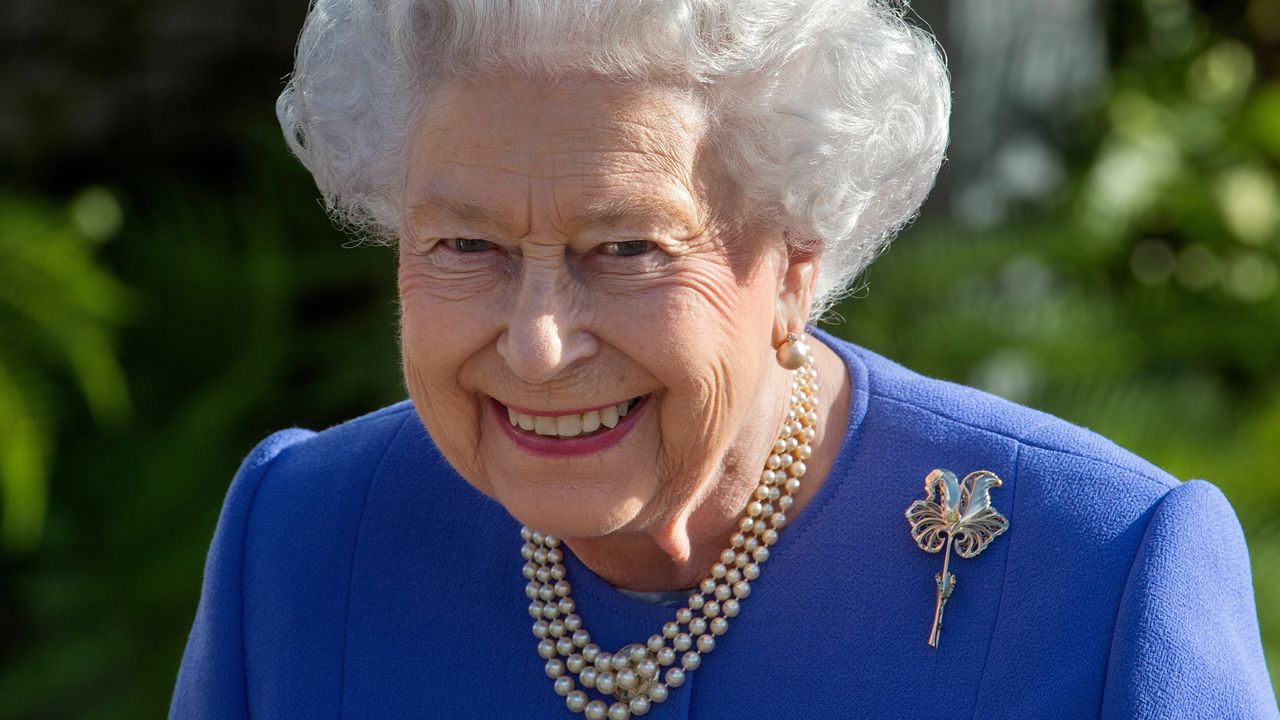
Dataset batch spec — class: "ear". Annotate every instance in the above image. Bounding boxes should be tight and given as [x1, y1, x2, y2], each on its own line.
[772, 236, 822, 344]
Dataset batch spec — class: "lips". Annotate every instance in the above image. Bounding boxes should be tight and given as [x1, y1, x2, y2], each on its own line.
[490, 395, 649, 457]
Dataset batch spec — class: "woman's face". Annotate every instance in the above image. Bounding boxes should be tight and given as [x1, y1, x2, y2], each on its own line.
[398, 75, 800, 540]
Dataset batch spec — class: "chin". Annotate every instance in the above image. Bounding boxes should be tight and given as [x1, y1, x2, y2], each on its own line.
[498, 482, 649, 537]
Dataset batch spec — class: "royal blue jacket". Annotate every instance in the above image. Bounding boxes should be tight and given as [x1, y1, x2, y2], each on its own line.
[170, 331, 1279, 718]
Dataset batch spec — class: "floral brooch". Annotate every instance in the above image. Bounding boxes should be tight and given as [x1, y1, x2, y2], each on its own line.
[904, 469, 1009, 648]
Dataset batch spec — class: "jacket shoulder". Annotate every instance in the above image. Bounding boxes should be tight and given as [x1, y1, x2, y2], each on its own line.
[850, 342, 1180, 494]
[242, 400, 419, 534]
[835, 337, 1186, 573]
[260, 400, 418, 480]
[173, 402, 424, 712]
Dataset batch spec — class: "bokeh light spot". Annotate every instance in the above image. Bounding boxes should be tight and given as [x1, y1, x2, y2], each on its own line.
[1227, 253, 1278, 302]
[1216, 166, 1279, 245]
[1186, 40, 1255, 108]
[970, 350, 1039, 405]
[69, 186, 123, 242]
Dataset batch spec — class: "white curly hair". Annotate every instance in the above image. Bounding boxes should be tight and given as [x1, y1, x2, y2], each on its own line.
[276, 0, 951, 317]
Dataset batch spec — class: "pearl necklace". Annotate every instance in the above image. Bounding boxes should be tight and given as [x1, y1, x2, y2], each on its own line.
[521, 353, 819, 720]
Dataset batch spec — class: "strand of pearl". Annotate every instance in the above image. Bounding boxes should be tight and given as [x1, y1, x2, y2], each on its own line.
[521, 355, 819, 720]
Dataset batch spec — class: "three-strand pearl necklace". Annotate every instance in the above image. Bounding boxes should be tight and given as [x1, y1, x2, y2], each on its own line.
[521, 354, 819, 720]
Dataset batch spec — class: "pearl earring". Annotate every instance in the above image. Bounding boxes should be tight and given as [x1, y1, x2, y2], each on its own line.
[775, 332, 810, 370]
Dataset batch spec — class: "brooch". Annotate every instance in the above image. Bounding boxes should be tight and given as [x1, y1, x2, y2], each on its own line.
[904, 469, 1009, 648]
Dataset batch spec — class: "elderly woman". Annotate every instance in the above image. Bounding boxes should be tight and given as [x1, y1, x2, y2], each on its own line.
[170, 1, 1278, 718]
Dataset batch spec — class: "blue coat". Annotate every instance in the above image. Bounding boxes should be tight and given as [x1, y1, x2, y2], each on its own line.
[170, 330, 1279, 718]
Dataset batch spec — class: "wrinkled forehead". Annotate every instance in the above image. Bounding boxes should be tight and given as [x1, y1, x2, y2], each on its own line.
[402, 75, 717, 235]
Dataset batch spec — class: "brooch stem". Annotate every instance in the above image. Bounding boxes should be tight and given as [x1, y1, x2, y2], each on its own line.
[929, 535, 956, 648]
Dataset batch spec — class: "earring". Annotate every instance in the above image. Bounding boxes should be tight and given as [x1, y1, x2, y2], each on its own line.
[775, 332, 810, 370]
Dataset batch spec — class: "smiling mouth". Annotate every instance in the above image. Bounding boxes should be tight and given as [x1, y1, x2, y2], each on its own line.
[498, 396, 647, 440]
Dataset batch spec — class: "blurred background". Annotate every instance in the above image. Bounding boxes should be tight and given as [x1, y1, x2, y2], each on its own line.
[1, 0, 1277, 715]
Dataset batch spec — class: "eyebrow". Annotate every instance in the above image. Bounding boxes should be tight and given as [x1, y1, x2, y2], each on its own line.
[408, 196, 509, 230]
[408, 192, 701, 234]
[569, 195, 701, 232]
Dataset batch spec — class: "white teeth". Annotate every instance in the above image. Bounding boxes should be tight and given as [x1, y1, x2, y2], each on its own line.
[504, 399, 639, 438]
[534, 416, 558, 436]
[556, 414, 582, 437]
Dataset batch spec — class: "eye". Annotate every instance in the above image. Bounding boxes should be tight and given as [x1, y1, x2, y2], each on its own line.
[599, 240, 655, 257]
[445, 238, 496, 253]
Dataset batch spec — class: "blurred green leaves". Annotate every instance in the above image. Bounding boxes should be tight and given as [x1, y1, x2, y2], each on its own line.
[0, 188, 131, 552]
[0, 128, 404, 718]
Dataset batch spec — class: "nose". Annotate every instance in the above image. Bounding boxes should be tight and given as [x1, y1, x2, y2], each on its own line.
[496, 258, 598, 386]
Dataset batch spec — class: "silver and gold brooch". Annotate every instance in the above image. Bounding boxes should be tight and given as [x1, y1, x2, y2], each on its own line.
[904, 469, 1009, 648]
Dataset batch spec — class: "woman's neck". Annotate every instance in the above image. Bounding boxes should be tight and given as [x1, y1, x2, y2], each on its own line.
[564, 337, 851, 592]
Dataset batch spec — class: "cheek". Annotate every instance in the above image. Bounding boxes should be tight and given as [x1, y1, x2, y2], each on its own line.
[398, 261, 501, 487]
[647, 258, 776, 390]
[397, 250, 507, 362]
[617, 257, 778, 464]
[398, 268, 491, 383]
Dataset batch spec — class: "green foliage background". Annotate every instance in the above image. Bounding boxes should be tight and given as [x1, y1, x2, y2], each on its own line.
[0, 0, 1277, 716]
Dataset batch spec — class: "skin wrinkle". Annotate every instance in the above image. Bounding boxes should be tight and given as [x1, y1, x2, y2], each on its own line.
[398, 244, 508, 302]
[408, 167, 699, 241]
[397, 74, 850, 591]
